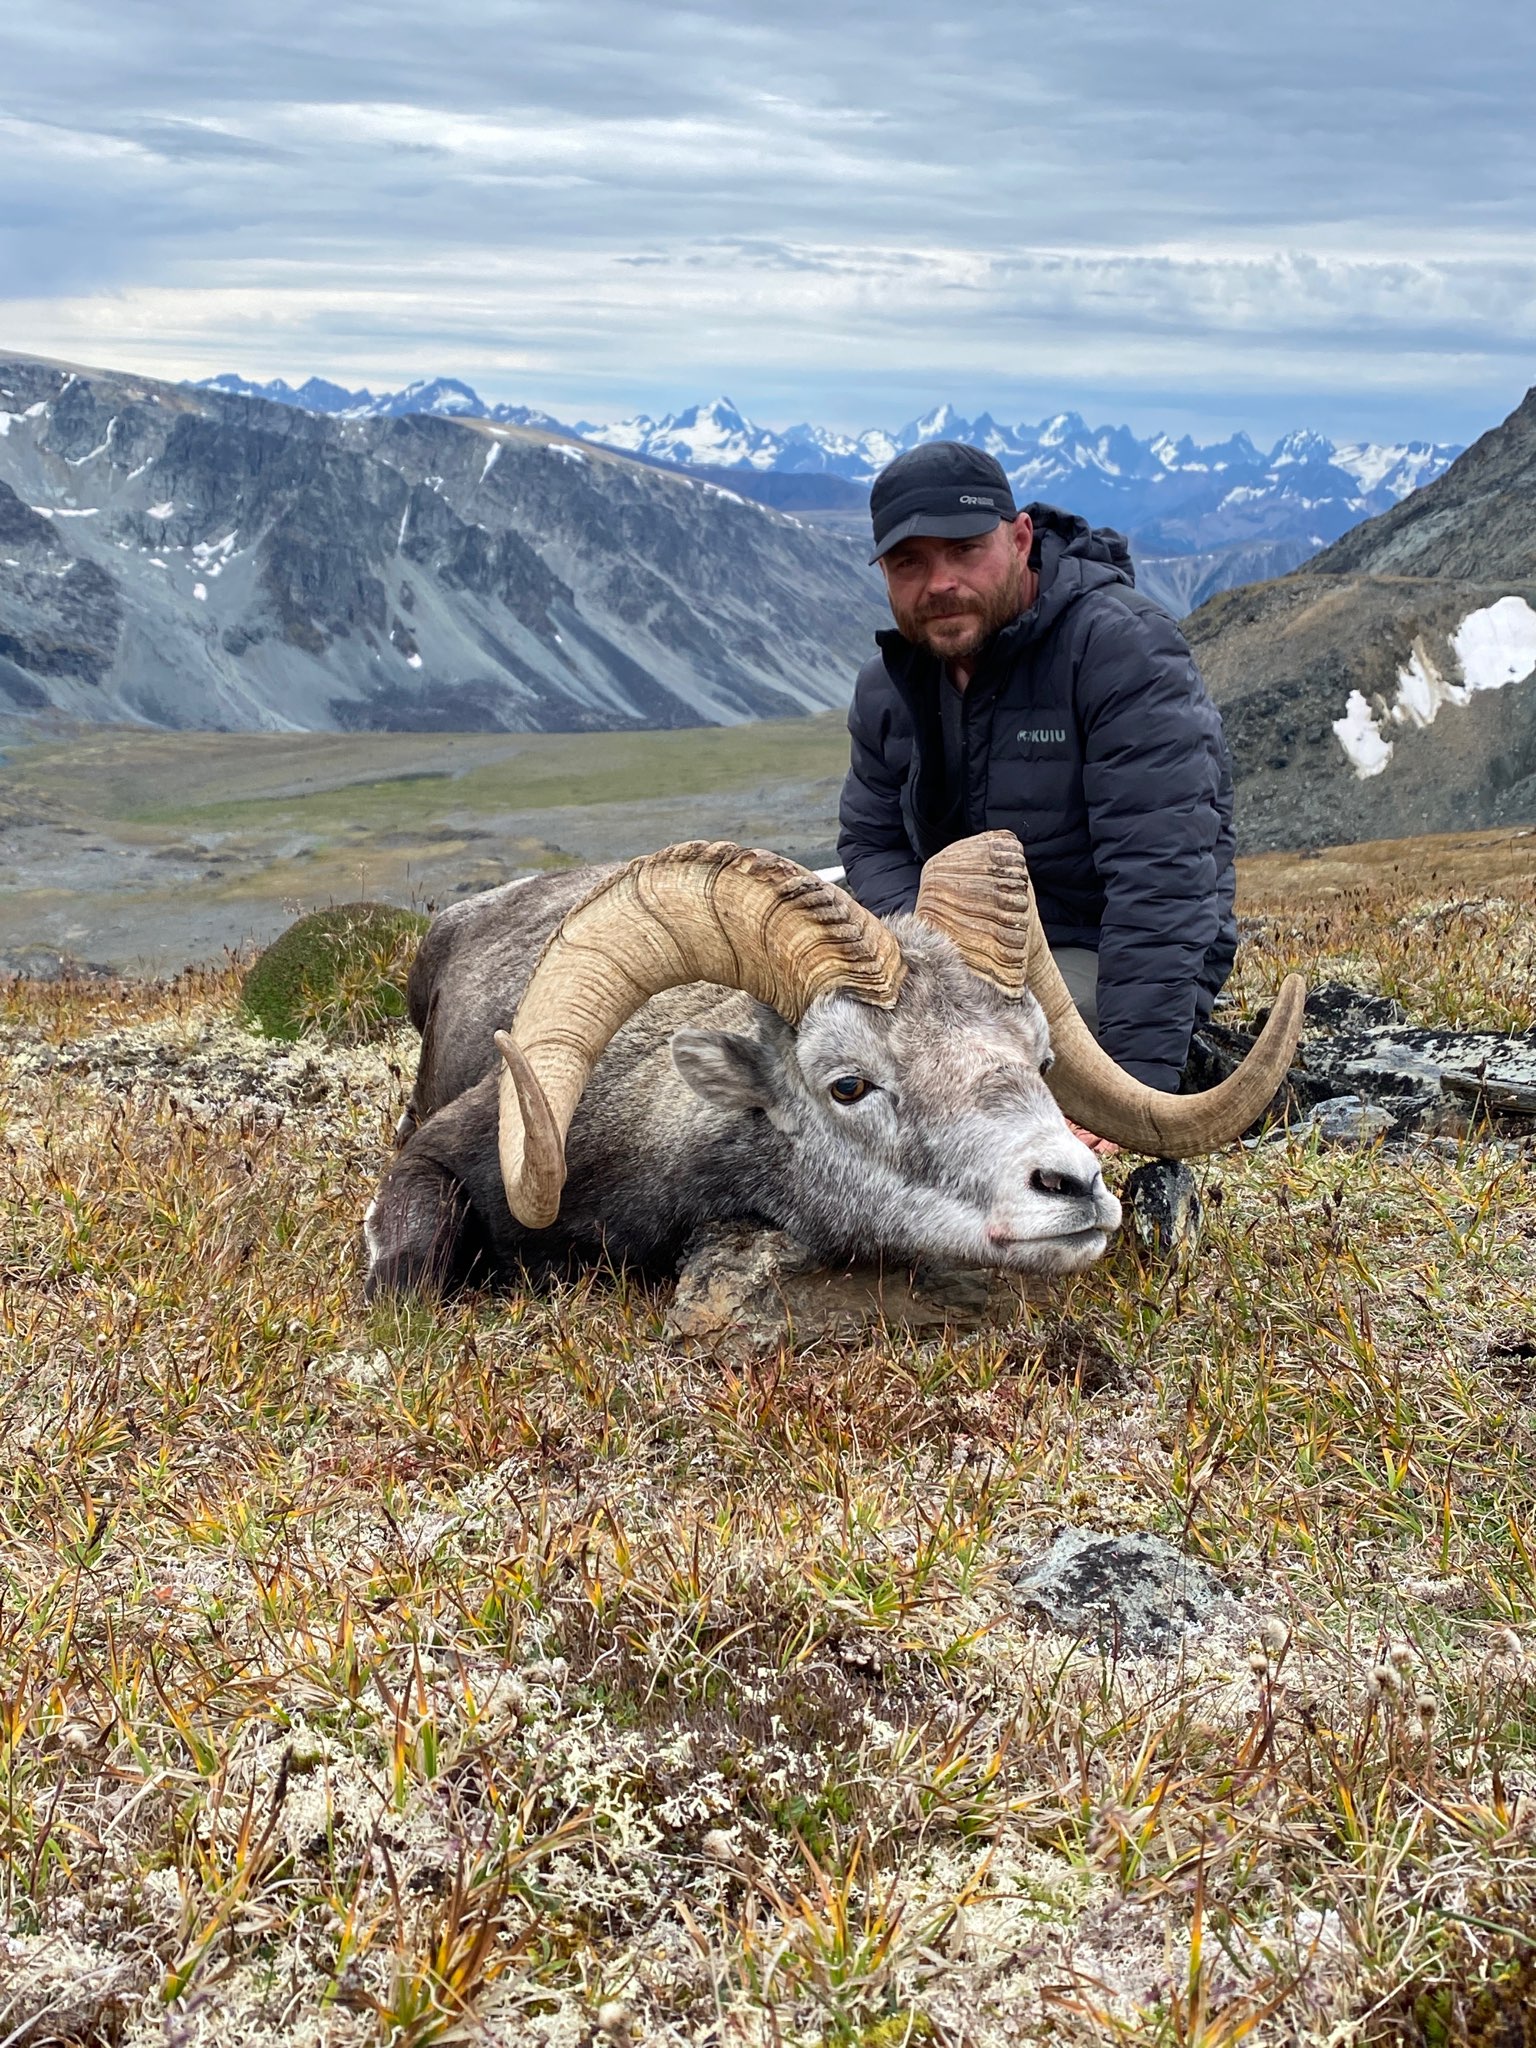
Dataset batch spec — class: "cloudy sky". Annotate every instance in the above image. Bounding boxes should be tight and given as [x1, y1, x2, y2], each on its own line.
[4, 0, 1533, 445]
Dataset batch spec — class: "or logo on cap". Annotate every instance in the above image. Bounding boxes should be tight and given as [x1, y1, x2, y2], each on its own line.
[958, 495, 993, 506]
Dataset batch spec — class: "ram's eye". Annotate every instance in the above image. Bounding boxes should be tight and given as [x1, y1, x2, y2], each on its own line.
[828, 1074, 871, 1105]
[1039, 1053, 1055, 1077]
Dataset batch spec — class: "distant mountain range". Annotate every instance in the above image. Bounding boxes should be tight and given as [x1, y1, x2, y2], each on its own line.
[1, 356, 884, 733]
[6, 353, 1530, 852]
[200, 374, 1462, 612]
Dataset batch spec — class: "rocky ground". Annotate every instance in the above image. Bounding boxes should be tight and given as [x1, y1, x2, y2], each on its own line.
[1, 835, 1534, 2043]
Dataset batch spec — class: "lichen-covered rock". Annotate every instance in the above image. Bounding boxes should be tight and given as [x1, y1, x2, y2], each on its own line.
[1008, 1528, 1242, 1654]
[664, 1224, 1001, 1357]
[1121, 1159, 1203, 1258]
[1190, 979, 1536, 1140]
[1296, 1095, 1395, 1144]
[238, 902, 427, 1043]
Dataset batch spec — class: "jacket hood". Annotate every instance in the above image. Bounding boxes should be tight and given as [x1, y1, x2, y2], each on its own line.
[1017, 502, 1136, 647]
[1026, 501, 1134, 589]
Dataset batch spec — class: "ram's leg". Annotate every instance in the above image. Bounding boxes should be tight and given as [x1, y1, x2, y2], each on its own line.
[362, 1149, 488, 1299]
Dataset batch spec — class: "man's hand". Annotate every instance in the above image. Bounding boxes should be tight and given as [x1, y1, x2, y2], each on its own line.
[1067, 1121, 1120, 1158]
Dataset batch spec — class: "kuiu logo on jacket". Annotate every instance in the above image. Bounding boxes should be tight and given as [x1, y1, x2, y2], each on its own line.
[1019, 726, 1068, 745]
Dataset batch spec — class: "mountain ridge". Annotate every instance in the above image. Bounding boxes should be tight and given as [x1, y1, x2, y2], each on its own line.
[198, 374, 1461, 599]
[0, 353, 885, 734]
[1188, 383, 1536, 849]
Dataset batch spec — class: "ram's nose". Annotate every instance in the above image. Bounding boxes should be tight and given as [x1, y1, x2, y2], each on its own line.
[1027, 1164, 1095, 1201]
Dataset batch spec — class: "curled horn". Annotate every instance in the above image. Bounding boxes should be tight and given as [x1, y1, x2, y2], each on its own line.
[496, 841, 906, 1228]
[915, 832, 1305, 1156]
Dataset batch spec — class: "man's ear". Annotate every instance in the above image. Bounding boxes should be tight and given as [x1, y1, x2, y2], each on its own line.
[1010, 510, 1034, 564]
[670, 1029, 779, 1110]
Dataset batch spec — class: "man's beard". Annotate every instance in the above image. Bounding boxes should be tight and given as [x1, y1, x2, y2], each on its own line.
[890, 554, 1026, 660]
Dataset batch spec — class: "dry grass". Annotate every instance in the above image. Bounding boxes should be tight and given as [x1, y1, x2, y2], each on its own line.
[1, 839, 1535, 2045]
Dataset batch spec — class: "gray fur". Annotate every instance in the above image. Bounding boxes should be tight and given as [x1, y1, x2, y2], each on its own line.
[366, 867, 1122, 1296]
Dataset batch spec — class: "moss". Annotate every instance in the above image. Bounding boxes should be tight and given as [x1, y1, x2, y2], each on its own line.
[238, 901, 428, 1044]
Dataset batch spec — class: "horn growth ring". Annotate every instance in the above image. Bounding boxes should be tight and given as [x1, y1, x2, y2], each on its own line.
[495, 841, 906, 1228]
[914, 831, 1306, 1157]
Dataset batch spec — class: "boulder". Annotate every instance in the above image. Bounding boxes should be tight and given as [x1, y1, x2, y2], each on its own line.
[1008, 1528, 1242, 1654]
[1295, 1095, 1396, 1144]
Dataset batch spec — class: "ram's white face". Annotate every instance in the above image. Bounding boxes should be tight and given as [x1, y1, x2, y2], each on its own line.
[671, 920, 1121, 1273]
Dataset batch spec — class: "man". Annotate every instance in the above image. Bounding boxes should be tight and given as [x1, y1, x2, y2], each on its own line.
[837, 440, 1237, 1118]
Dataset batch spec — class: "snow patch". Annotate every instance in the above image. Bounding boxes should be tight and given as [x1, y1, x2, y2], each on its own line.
[480, 440, 502, 480]
[66, 419, 117, 464]
[1451, 595, 1536, 693]
[192, 531, 238, 565]
[1391, 644, 1465, 728]
[406, 652, 423, 670]
[50, 507, 99, 518]
[546, 444, 587, 465]
[147, 501, 174, 520]
[1333, 691, 1393, 778]
[1339, 597, 1536, 775]
[193, 582, 207, 602]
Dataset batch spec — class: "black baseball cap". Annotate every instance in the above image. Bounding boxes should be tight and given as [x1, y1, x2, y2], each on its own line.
[868, 441, 1019, 563]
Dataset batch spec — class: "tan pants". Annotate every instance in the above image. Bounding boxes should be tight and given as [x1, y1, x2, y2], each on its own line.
[1052, 945, 1099, 1036]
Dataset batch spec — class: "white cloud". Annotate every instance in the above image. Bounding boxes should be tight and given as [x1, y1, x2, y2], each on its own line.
[1, 0, 1533, 438]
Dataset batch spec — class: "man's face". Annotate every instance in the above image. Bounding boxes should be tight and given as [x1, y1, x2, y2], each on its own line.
[880, 517, 1033, 660]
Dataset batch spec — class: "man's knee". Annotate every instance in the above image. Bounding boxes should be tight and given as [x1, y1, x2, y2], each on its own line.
[1051, 946, 1100, 1035]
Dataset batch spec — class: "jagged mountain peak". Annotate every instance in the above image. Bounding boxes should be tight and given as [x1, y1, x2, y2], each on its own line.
[1270, 427, 1337, 465]
[1038, 409, 1089, 446]
[188, 367, 1464, 600]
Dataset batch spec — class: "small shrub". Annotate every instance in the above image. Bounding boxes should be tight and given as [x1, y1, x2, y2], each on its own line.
[238, 901, 428, 1044]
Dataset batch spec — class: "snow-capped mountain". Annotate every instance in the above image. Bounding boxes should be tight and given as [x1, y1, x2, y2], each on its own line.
[194, 373, 1462, 599]
[573, 397, 1460, 555]
[199, 372, 564, 433]
[1190, 378, 1536, 851]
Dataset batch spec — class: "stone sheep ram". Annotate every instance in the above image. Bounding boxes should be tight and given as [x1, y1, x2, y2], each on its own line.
[363, 833, 1304, 1296]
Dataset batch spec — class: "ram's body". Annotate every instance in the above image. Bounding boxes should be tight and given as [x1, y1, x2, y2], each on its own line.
[364, 865, 1120, 1296]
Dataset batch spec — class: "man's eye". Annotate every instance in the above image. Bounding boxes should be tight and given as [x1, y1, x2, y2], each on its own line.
[828, 1075, 871, 1105]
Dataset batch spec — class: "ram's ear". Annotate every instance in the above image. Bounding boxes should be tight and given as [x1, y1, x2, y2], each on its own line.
[670, 1028, 779, 1110]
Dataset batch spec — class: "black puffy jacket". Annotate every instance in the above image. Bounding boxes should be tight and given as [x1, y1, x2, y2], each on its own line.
[836, 504, 1237, 1090]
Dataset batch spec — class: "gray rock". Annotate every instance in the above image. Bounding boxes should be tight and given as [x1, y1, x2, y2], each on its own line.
[1008, 1528, 1241, 1654]
[1297, 1095, 1396, 1144]
[1121, 1159, 1202, 1258]
[1189, 983, 1536, 1140]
